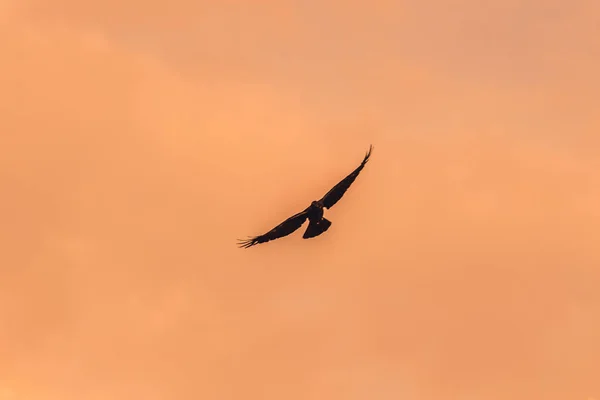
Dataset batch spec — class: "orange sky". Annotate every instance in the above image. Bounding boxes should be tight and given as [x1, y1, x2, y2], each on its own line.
[1, 1, 599, 399]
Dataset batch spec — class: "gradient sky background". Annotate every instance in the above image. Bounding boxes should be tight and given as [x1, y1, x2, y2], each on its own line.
[1, 1, 599, 399]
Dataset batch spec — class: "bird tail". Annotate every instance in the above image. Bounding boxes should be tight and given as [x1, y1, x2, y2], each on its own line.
[303, 218, 332, 239]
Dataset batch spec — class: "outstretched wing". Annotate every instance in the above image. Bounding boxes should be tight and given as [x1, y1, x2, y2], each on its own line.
[318, 145, 373, 209]
[237, 208, 310, 248]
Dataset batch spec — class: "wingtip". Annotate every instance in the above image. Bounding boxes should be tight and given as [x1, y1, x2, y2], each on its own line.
[364, 144, 373, 161]
[236, 237, 258, 249]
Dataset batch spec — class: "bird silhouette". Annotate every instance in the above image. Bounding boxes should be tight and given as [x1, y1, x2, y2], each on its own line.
[237, 145, 373, 248]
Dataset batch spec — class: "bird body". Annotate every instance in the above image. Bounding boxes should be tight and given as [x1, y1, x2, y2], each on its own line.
[237, 145, 372, 248]
[303, 200, 331, 239]
[307, 200, 324, 221]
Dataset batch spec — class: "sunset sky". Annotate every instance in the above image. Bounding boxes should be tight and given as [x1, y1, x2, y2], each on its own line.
[1, 1, 599, 399]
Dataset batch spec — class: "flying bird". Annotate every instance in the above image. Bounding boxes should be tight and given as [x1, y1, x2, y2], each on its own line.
[237, 145, 373, 248]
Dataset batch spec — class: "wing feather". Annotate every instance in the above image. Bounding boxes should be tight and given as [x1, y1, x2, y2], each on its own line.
[237, 208, 309, 248]
[319, 145, 373, 209]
